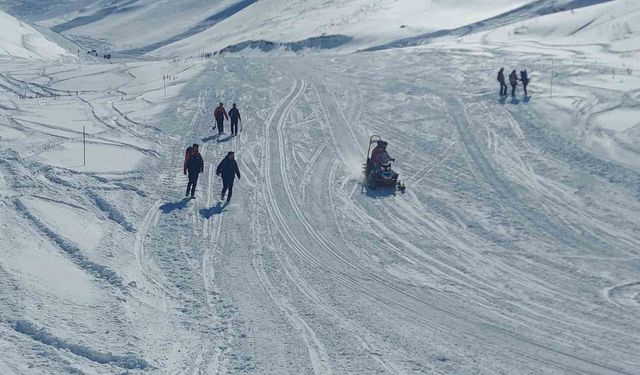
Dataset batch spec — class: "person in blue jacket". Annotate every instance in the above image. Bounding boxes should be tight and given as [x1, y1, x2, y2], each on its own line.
[520, 69, 530, 97]
[216, 151, 241, 202]
[229, 103, 241, 136]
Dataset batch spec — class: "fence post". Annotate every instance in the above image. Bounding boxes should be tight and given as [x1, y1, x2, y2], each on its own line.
[550, 60, 554, 98]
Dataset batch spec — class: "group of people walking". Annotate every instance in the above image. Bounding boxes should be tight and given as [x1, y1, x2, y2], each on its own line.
[214, 102, 242, 136]
[183, 102, 243, 202]
[498, 67, 529, 97]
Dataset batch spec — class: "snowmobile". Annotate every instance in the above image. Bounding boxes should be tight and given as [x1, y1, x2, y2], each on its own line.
[363, 135, 405, 192]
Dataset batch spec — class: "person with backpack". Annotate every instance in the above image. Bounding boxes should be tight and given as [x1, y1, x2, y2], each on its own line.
[509, 70, 518, 97]
[520, 69, 530, 97]
[497, 67, 507, 96]
[214, 103, 229, 135]
[183, 144, 204, 198]
[229, 103, 241, 136]
[216, 151, 241, 202]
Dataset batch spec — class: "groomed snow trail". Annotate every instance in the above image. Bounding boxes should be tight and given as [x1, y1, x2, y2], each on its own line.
[2, 43, 640, 373]
[125, 50, 640, 374]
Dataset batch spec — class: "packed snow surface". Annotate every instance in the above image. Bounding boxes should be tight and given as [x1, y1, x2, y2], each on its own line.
[1, 0, 640, 374]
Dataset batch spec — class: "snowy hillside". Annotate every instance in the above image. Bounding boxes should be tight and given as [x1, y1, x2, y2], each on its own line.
[1, 0, 640, 374]
[0, 10, 70, 59]
[152, 0, 531, 56]
[469, 0, 639, 52]
[5, 0, 536, 55]
[445, 0, 640, 170]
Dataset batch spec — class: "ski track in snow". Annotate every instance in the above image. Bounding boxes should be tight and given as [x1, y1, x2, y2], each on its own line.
[1, 25, 640, 374]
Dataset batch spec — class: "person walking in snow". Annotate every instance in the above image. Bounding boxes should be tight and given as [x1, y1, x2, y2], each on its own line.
[214, 102, 229, 135]
[216, 151, 241, 202]
[509, 69, 518, 97]
[229, 103, 241, 136]
[184, 143, 204, 198]
[520, 69, 530, 97]
[497, 67, 507, 96]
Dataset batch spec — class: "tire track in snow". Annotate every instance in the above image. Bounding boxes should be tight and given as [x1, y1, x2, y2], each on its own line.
[135, 199, 181, 299]
[276, 69, 634, 375]
[277, 80, 403, 373]
[606, 282, 640, 310]
[445, 96, 635, 375]
[260, 78, 334, 375]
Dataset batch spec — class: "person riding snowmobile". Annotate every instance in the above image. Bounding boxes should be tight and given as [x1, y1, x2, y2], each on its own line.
[371, 141, 394, 167]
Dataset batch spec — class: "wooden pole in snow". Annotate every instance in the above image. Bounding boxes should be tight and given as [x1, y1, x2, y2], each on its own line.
[550, 60, 554, 99]
[83, 125, 86, 166]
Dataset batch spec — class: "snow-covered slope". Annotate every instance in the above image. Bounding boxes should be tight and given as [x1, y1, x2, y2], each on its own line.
[1, 0, 640, 374]
[451, 0, 640, 170]
[153, 0, 531, 56]
[5, 0, 535, 55]
[0, 10, 70, 59]
[469, 0, 639, 53]
[366, 0, 616, 50]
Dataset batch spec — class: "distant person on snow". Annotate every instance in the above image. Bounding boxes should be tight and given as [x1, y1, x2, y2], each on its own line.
[509, 70, 518, 97]
[497, 67, 507, 96]
[216, 151, 241, 202]
[229, 103, 241, 136]
[184, 144, 204, 198]
[214, 103, 229, 135]
[520, 69, 530, 97]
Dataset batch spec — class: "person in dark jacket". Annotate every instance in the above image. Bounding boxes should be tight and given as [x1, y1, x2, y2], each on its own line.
[214, 103, 229, 135]
[229, 103, 241, 136]
[216, 151, 241, 201]
[184, 144, 204, 198]
[497, 67, 507, 96]
[509, 70, 518, 97]
[520, 69, 530, 97]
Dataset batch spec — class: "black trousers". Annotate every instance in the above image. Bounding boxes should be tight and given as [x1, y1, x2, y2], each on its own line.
[511, 83, 517, 97]
[523, 82, 529, 96]
[216, 118, 224, 134]
[499, 82, 507, 96]
[186, 173, 199, 196]
[221, 179, 234, 200]
[231, 119, 238, 135]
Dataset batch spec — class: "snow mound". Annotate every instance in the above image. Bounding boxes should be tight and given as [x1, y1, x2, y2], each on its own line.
[0, 10, 70, 59]
[13, 320, 149, 369]
[217, 35, 353, 55]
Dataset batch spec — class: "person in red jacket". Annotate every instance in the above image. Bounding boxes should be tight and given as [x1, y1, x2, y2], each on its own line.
[370, 141, 388, 164]
[183, 144, 204, 198]
[214, 103, 229, 135]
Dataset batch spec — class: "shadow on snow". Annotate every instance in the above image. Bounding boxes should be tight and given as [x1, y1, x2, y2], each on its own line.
[361, 185, 398, 198]
[202, 134, 220, 143]
[217, 134, 235, 143]
[200, 201, 227, 219]
[159, 198, 190, 213]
